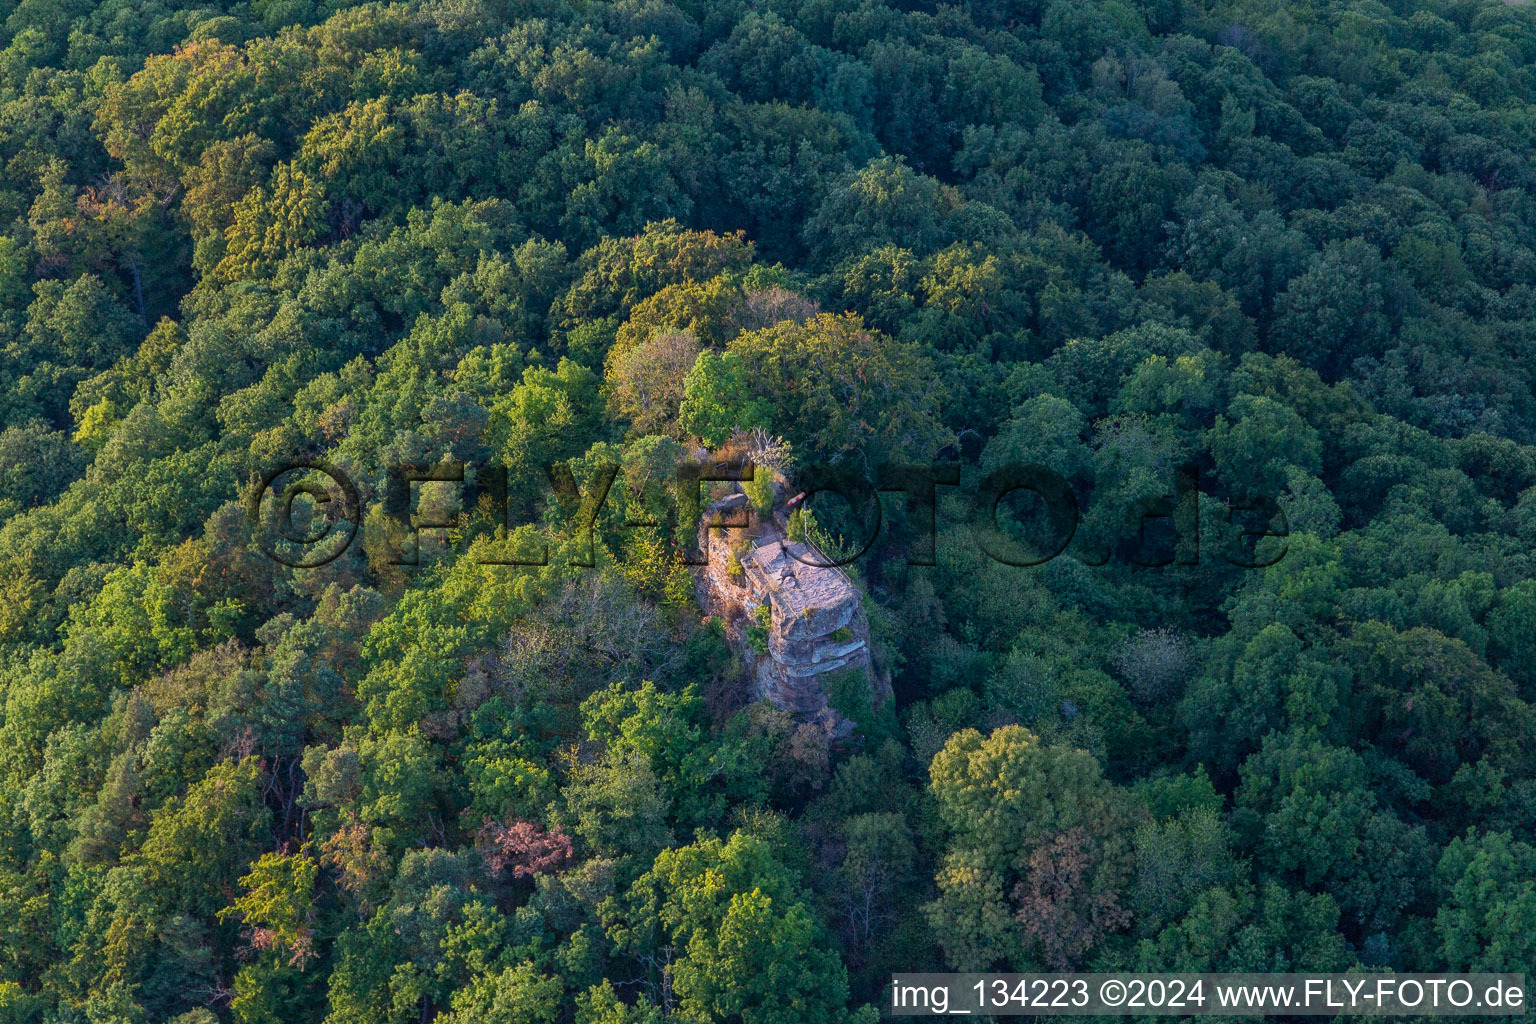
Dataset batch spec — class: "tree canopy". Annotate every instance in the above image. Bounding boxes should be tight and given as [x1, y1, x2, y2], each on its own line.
[3, 0, 1536, 1017]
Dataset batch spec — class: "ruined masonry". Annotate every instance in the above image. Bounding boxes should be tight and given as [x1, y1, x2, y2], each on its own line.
[694, 488, 892, 740]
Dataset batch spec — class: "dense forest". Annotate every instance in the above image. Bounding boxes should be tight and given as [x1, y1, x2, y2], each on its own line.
[3, 0, 1536, 1018]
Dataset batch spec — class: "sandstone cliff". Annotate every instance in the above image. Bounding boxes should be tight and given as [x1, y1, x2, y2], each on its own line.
[694, 488, 891, 740]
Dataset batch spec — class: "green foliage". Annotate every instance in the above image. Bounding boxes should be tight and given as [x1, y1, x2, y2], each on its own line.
[926, 725, 1143, 969]
[1434, 831, 1536, 974]
[2, 0, 1536, 1013]
[741, 464, 775, 518]
[785, 506, 810, 543]
[725, 312, 950, 465]
[606, 831, 866, 1024]
[678, 349, 768, 448]
[746, 603, 772, 656]
[221, 845, 320, 970]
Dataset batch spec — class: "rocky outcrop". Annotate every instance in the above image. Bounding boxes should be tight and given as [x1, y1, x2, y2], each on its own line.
[694, 488, 890, 740]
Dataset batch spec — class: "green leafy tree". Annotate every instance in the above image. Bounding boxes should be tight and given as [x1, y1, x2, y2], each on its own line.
[678, 349, 770, 447]
[606, 831, 869, 1024]
[926, 726, 1141, 969]
[1434, 831, 1536, 974]
[722, 312, 949, 465]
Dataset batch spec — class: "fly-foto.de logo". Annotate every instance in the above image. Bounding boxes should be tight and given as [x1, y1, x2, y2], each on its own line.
[247, 457, 1289, 571]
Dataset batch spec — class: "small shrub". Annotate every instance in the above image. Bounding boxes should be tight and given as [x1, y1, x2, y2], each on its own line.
[743, 465, 775, 516]
[787, 506, 811, 542]
[746, 602, 772, 654]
